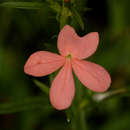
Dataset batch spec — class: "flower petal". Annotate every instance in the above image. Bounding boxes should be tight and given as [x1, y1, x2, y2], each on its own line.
[24, 51, 65, 77]
[50, 60, 75, 110]
[72, 59, 111, 92]
[58, 25, 99, 59]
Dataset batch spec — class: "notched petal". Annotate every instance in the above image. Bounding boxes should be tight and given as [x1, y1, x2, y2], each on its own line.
[58, 25, 99, 59]
[24, 51, 65, 77]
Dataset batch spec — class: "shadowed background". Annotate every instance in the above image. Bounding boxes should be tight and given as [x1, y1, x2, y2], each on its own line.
[0, 0, 130, 130]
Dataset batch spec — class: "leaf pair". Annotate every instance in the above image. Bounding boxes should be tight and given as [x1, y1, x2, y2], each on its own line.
[0, 1, 85, 30]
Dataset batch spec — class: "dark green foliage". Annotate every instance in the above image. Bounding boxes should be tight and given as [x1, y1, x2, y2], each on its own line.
[0, 0, 130, 130]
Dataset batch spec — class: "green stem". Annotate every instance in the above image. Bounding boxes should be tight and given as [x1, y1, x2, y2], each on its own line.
[66, 76, 87, 130]
[74, 77, 87, 130]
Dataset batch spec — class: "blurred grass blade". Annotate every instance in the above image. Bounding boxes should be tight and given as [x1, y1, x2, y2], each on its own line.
[84, 7, 93, 12]
[93, 88, 130, 102]
[0, 2, 47, 9]
[33, 80, 49, 95]
[0, 97, 52, 114]
[71, 7, 84, 30]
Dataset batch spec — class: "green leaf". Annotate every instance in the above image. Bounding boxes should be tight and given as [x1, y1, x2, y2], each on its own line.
[0, 2, 47, 9]
[71, 7, 84, 30]
[33, 80, 49, 95]
[0, 96, 52, 114]
[46, 0, 61, 13]
[93, 87, 130, 102]
[60, 7, 72, 29]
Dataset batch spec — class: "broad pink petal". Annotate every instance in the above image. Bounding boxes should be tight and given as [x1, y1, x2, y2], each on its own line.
[72, 59, 111, 92]
[24, 51, 65, 77]
[58, 25, 99, 59]
[50, 60, 75, 110]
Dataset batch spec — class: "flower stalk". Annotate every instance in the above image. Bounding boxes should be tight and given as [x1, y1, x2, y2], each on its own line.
[66, 76, 87, 130]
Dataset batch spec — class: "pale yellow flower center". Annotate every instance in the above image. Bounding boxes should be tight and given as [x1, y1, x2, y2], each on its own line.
[66, 54, 72, 59]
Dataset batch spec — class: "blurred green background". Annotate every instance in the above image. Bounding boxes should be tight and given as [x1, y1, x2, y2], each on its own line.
[0, 0, 130, 130]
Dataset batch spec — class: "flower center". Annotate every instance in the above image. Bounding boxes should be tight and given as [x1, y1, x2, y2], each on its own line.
[66, 54, 72, 59]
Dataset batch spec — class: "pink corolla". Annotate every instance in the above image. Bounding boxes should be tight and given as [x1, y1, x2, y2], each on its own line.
[24, 25, 111, 110]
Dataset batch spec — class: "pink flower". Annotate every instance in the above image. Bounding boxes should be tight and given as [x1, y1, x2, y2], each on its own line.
[24, 25, 111, 110]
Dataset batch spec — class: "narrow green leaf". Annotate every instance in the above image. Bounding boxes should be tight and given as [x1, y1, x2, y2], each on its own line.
[33, 80, 49, 95]
[71, 7, 84, 30]
[93, 87, 130, 102]
[46, 0, 61, 13]
[60, 7, 72, 29]
[0, 97, 52, 114]
[49, 3, 61, 13]
[0, 2, 47, 9]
